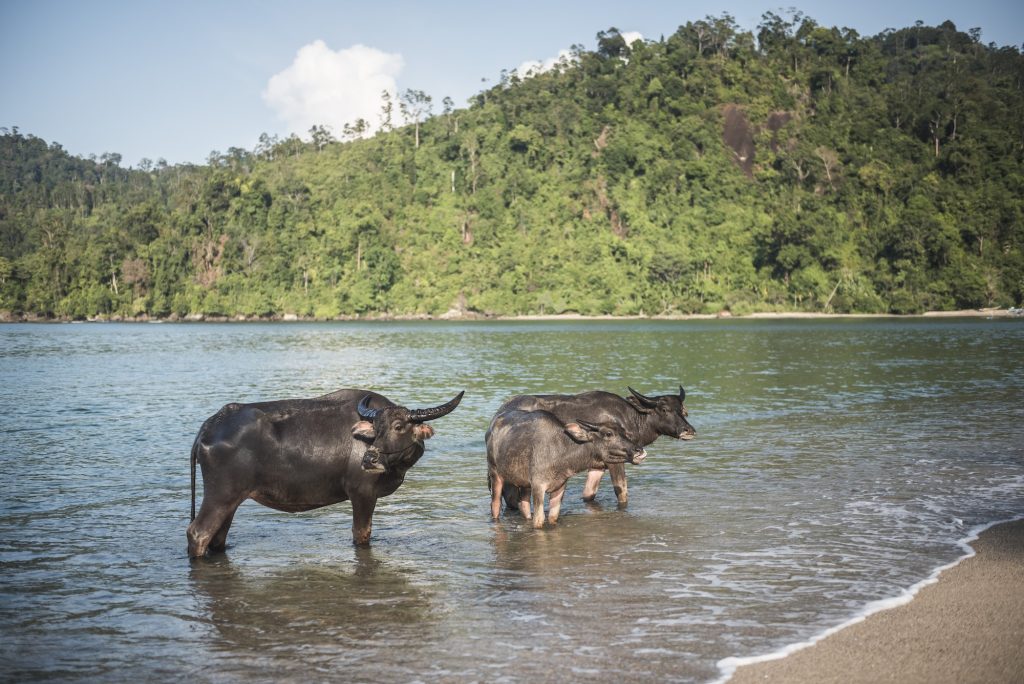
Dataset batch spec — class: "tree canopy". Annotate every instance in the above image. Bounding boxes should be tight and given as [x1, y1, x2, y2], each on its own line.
[2, 14, 1022, 319]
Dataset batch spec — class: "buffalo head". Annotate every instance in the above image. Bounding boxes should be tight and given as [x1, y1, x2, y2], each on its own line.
[564, 418, 647, 465]
[626, 386, 697, 440]
[354, 391, 465, 472]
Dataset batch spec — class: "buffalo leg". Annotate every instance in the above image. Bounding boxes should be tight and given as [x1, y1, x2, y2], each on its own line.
[546, 483, 567, 525]
[188, 495, 243, 558]
[608, 463, 628, 505]
[517, 490, 531, 520]
[208, 508, 237, 553]
[530, 483, 547, 528]
[581, 469, 604, 502]
[351, 496, 377, 546]
[490, 473, 504, 519]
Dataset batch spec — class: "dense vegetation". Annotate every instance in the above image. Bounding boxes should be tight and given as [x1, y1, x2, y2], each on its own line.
[2, 13, 1023, 319]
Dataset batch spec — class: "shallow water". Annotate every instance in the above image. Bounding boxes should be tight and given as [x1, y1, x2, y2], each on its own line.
[1, 319, 1022, 682]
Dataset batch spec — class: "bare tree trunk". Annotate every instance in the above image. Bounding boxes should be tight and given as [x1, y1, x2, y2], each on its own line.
[824, 279, 841, 312]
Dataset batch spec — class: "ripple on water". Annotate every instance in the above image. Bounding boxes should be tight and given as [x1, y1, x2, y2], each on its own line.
[0, 320, 1022, 682]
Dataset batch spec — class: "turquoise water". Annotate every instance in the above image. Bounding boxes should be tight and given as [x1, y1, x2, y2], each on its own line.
[1, 319, 1022, 682]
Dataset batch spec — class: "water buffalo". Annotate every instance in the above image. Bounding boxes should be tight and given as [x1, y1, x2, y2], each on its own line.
[493, 386, 695, 505]
[486, 409, 646, 527]
[187, 388, 464, 557]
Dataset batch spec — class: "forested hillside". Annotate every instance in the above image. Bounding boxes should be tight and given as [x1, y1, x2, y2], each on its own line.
[2, 13, 1023, 319]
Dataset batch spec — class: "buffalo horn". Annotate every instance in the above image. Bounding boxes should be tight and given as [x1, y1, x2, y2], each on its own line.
[678, 385, 686, 403]
[575, 419, 601, 432]
[627, 386, 658, 408]
[357, 395, 381, 420]
[409, 391, 465, 423]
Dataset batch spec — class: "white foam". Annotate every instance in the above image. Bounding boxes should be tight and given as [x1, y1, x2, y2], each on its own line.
[710, 514, 1024, 684]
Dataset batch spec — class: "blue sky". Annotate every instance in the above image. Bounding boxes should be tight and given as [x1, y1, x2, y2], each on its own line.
[2, 0, 1021, 167]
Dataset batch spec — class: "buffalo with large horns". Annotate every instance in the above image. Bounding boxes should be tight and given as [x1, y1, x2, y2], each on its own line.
[187, 388, 464, 557]
[490, 386, 695, 506]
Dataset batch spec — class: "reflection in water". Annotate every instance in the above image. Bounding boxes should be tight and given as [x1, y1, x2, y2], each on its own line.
[188, 548, 436, 679]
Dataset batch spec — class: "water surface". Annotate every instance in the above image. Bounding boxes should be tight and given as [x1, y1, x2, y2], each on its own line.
[1, 319, 1022, 682]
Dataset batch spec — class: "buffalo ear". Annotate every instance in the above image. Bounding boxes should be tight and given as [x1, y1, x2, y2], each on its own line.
[413, 424, 435, 440]
[352, 421, 376, 439]
[564, 422, 593, 443]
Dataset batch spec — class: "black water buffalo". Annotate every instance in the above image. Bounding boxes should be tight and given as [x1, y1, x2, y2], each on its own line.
[187, 388, 464, 557]
[493, 386, 695, 505]
[486, 409, 646, 527]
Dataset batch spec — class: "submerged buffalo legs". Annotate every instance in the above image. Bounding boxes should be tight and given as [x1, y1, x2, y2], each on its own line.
[582, 464, 629, 504]
[490, 474, 505, 519]
[608, 463, 629, 504]
[516, 490, 531, 519]
[187, 494, 244, 558]
[351, 496, 378, 546]
[581, 469, 603, 502]
[208, 508, 237, 553]
[545, 483, 567, 525]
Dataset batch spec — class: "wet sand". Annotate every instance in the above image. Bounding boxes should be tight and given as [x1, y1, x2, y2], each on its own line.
[726, 519, 1024, 683]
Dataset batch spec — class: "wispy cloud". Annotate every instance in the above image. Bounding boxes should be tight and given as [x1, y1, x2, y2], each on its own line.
[263, 40, 403, 137]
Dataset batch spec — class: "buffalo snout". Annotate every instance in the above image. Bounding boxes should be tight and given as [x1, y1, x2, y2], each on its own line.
[630, 448, 648, 464]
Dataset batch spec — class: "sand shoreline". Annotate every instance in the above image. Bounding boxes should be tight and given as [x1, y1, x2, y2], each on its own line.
[1, 307, 1021, 323]
[721, 517, 1024, 684]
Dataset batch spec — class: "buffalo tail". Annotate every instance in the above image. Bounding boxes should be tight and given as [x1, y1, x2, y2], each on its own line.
[190, 434, 199, 521]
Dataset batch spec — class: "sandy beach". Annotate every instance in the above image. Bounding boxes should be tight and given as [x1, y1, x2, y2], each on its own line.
[726, 519, 1024, 684]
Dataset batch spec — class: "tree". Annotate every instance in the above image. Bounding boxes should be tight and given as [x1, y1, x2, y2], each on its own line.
[379, 90, 394, 132]
[1, 14, 1022, 320]
[309, 125, 335, 152]
[399, 89, 433, 148]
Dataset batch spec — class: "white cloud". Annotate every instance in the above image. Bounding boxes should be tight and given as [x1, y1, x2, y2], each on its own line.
[263, 40, 403, 138]
[621, 31, 644, 47]
[514, 48, 576, 78]
[513, 31, 644, 79]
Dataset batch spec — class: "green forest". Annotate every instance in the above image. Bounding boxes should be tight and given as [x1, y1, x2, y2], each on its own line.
[2, 12, 1023, 319]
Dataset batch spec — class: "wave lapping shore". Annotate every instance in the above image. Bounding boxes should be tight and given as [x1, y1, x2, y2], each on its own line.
[721, 518, 1024, 684]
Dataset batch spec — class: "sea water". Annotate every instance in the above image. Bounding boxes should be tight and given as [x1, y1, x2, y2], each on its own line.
[1, 319, 1022, 682]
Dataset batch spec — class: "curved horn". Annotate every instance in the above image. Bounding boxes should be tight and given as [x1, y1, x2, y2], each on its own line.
[678, 385, 686, 403]
[357, 395, 380, 420]
[409, 391, 465, 423]
[575, 419, 601, 432]
[627, 386, 658, 408]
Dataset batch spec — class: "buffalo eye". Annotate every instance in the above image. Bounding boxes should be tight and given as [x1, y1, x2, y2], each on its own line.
[392, 420, 405, 431]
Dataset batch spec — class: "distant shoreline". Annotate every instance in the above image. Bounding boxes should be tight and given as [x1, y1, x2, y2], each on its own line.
[1, 307, 1021, 324]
